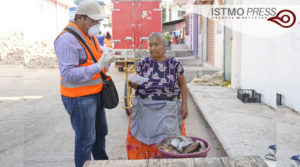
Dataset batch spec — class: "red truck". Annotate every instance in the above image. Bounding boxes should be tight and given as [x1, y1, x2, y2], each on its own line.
[111, 0, 162, 71]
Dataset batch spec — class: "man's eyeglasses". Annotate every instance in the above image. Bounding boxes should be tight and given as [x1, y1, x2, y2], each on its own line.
[83, 15, 102, 24]
[90, 18, 102, 24]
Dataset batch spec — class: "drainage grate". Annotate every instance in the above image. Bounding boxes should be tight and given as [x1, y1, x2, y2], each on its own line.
[276, 93, 282, 106]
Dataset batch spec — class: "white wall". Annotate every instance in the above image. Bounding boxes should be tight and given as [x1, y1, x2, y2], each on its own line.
[238, 0, 277, 107]
[170, 5, 180, 21]
[198, 17, 203, 63]
[0, 0, 24, 33]
[24, 0, 69, 43]
[102, 0, 111, 33]
[0, 0, 68, 58]
[162, 0, 180, 22]
[236, 0, 300, 111]
[214, 0, 224, 69]
[202, 17, 208, 62]
[275, 0, 300, 112]
[231, 31, 242, 88]
[185, 14, 193, 49]
[275, 25, 300, 112]
[239, 34, 277, 107]
[214, 22, 224, 69]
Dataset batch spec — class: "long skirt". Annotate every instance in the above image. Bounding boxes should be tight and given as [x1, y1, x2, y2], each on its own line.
[126, 110, 186, 159]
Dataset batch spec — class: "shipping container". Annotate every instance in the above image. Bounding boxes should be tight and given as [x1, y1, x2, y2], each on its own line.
[111, 0, 162, 71]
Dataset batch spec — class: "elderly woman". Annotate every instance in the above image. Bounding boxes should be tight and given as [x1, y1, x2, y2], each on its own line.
[126, 32, 188, 159]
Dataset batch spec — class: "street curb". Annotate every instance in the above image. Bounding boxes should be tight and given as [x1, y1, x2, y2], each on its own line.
[187, 85, 234, 157]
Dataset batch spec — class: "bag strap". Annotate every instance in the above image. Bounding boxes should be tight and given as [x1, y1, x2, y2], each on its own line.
[64, 27, 107, 82]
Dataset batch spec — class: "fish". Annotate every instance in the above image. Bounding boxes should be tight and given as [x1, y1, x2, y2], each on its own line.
[197, 141, 206, 152]
[177, 140, 193, 153]
[175, 136, 194, 142]
[159, 143, 179, 154]
[159, 136, 207, 154]
[166, 145, 180, 154]
[183, 142, 200, 153]
[170, 138, 181, 149]
[170, 136, 195, 153]
[158, 138, 171, 147]
[182, 140, 206, 153]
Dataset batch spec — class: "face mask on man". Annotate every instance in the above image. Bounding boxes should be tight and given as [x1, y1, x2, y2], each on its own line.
[84, 18, 100, 37]
[88, 24, 100, 36]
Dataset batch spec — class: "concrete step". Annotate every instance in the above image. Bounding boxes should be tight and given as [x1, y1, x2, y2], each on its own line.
[167, 50, 193, 57]
[166, 50, 193, 58]
[176, 56, 202, 66]
[168, 44, 192, 58]
[171, 44, 189, 50]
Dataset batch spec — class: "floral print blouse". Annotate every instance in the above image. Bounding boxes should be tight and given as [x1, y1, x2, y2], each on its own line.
[135, 56, 184, 101]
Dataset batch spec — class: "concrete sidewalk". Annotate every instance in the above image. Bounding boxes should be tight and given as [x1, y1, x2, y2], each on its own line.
[187, 85, 300, 167]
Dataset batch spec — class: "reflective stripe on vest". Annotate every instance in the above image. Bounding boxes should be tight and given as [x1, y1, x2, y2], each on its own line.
[61, 78, 103, 88]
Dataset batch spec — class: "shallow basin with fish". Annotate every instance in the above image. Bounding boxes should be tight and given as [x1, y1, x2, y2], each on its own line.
[158, 136, 211, 158]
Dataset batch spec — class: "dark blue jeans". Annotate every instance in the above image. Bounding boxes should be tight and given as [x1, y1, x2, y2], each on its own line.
[62, 93, 108, 167]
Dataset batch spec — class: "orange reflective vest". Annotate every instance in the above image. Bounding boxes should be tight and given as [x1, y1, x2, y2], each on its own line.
[104, 38, 112, 48]
[55, 22, 106, 97]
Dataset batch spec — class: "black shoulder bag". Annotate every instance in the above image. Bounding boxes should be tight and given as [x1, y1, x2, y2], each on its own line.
[65, 28, 119, 109]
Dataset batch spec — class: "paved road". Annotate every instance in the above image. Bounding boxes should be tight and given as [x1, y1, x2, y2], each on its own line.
[0, 65, 224, 167]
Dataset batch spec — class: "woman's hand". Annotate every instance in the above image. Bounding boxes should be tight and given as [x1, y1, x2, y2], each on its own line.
[180, 104, 188, 120]
[128, 81, 139, 89]
[178, 74, 188, 120]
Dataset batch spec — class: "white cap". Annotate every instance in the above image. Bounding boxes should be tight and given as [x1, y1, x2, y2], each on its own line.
[76, 0, 105, 20]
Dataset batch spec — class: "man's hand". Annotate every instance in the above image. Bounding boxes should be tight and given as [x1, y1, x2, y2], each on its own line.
[97, 48, 114, 70]
[180, 104, 188, 120]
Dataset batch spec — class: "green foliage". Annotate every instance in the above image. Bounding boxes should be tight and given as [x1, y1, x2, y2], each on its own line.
[165, 33, 171, 43]
[162, 7, 166, 23]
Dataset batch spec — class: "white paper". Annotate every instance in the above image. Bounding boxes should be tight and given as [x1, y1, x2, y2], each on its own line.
[128, 73, 149, 85]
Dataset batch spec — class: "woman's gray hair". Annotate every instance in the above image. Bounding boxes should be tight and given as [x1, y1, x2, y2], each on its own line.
[148, 32, 168, 47]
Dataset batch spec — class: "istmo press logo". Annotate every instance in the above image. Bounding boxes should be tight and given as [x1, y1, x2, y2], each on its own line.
[211, 7, 296, 28]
